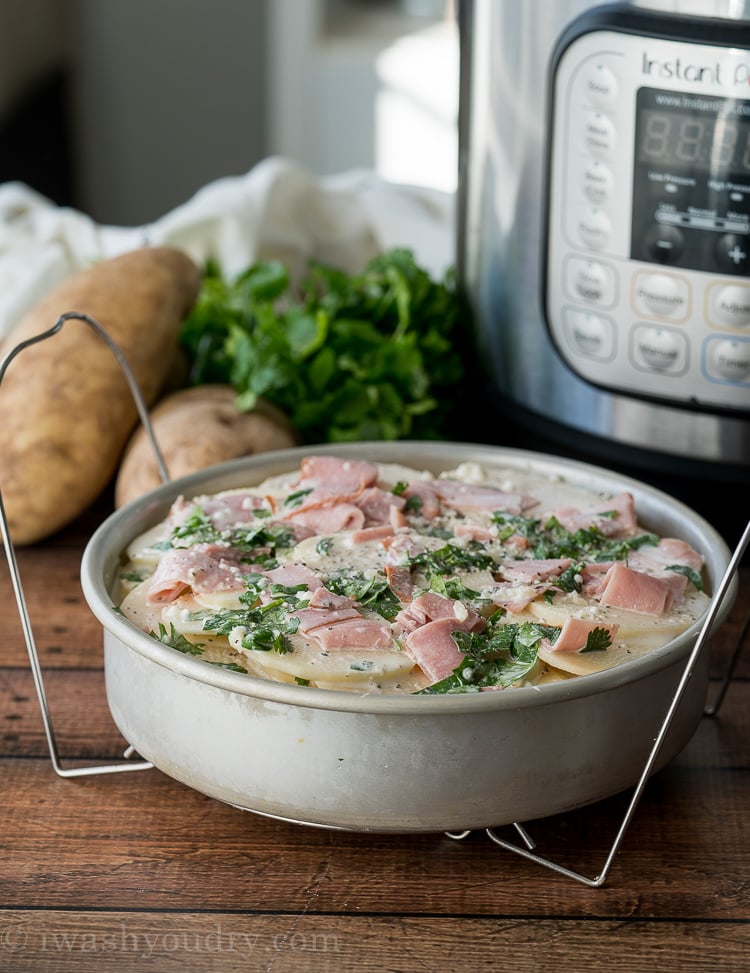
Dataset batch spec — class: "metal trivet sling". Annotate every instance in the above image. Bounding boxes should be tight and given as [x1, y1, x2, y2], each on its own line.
[1, 312, 746, 888]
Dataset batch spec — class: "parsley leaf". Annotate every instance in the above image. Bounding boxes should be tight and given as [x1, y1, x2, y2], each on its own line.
[418, 620, 558, 694]
[169, 506, 295, 564]
[666, 564, 704, 591]
[149, 622, 203, 656]
[580, 627, 614, 653]
[179, 249, 467, 442]
[409, 542, 495, 578]
[325, 570, 401, 621]
[201, 578, 306, 653]
[492, 512, 658, 563]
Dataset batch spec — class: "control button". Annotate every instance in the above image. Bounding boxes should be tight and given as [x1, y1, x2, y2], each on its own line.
[644, 224, 684, 264]
[715, 234, 750, 273]
[562, 308, 615, 361]
[582, 63, 619, 107]
[577, 208, 611, 251]
[583, 112, 616, 156]
[574, 261, 609, 303]
[710, 284, 750, 328]
[631, 325, 688, 374]
[582, 160, 614, 205]
[633, 272, 689, 320]
[564, 256, 616, 307]
[708, 338, 750, 382]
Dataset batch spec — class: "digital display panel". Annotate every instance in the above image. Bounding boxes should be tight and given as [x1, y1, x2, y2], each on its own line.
[637, 106, 750, 173]
[631, 88, 750, 274]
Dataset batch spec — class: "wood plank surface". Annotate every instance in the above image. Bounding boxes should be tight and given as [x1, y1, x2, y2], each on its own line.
[0, 912, 748, 973]
[1, 501, 748, 973]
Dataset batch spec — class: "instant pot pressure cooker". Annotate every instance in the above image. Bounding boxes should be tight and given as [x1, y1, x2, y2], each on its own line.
[457, 0, 750, 528]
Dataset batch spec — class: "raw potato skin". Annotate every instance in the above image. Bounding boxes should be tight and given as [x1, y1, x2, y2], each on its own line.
[115, 385, 299, 508]
[0, 247, 202, 544]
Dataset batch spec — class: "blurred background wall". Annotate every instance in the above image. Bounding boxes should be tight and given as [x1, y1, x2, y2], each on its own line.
[0, 0, 456, 226]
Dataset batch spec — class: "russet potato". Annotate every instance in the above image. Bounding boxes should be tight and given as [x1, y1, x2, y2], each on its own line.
[115, 384, 298, 508]
[0, 246, 202, 544]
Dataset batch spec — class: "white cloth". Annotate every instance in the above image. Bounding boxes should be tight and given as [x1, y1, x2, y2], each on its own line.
[0, 156, 455, 341]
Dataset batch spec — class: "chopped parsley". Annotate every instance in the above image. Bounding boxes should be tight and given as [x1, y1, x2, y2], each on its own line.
[326, 570, 401, 620]
[549, 561, 586, 594]
[149, 622, 203, 655]
[211, 661, 249, 673]
[404, 494, 423, 513]
[169, 505, 295, 564]
[200, 578, 306, 653]
[428, 574, 490, 611]
[666, 563, 703, 591]
[119, 569, 147, 584]
[492, 512, 658, 563]
[148, 622, 249, 672]
[283, 487, 313, 508]
[409, 541, 495, 578]
[580, 627, 614, 653]
[418, 619, 614, 693]
[419, 620, 558, 694]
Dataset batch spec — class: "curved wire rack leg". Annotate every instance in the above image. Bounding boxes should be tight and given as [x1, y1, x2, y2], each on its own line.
[449, 518, 749, 887]
[0, 311, 170, 777]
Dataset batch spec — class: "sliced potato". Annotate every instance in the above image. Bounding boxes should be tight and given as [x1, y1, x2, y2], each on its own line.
[229, 627, 414, 685]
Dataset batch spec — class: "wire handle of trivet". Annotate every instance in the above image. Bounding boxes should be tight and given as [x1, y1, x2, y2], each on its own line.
[0, 312, 164, 777]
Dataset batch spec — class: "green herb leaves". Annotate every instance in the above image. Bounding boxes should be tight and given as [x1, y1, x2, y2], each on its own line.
[179, 249, 465, 443]
[170, 506, 295, 563]
[200, 578, 306, 655]
[420, 621, 558, 694]
[492, 512, 659, 563]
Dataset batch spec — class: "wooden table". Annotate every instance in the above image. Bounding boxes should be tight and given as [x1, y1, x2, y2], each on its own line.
[1, 501, 748, 973]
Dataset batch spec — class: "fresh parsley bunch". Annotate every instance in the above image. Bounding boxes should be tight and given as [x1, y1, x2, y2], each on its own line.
[179, 248, 466, 443]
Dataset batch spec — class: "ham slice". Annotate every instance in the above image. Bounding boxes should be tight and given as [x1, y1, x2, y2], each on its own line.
[355, 486, 406, 526]
[382, 531, 425, 565]
[627, 537, 703, 577]
[502, 534, 530, 553]
[551, 492, 637, 538]
[433, 479, 537, 516]
[290, 587, 394, 650]
[289, 503, 365, 534]
[499, 557, 572, 583]
[385, 564, 414, 603]
[299, 456, 378, 492]
[453, 521, 497, 542]
[597, 562, 676, 615]
[401, 480, 441, 520]
[308, 617, 394, 650]
[349, 524, 395, 545]
[404, 618, 466, 683]
[147, 545, 249, 603]
[389, 505, 409, 530]
[395, 592, 484, 637]
[581, 561, 614, 596]
[381, 532, 425, 603]
[280, 456, 385, 534]
[546, 617, 619, 653]
[169, 491, 267, 531]
[263, 562, 323, 590]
